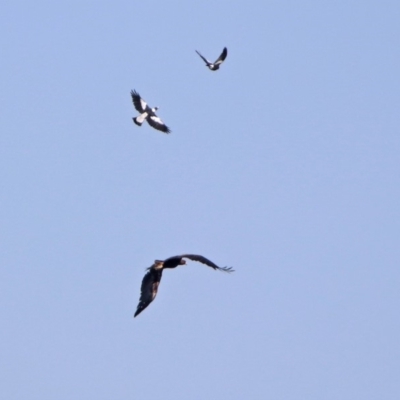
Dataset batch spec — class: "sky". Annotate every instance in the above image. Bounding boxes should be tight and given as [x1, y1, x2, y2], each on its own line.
[1, 1, 400, 399]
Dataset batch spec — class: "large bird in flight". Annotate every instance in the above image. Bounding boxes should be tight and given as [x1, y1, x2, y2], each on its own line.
[134, 254, 233, 317]
[130, 90, 171, 134]
[195, 47, 228, 71]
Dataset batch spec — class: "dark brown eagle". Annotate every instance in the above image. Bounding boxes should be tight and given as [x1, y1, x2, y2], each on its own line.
[134, 254, 233, 317]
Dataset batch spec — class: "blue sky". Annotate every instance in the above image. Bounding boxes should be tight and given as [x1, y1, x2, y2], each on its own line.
[1, 1, 400, 399]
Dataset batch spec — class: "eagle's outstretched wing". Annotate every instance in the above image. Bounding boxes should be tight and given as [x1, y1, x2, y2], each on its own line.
[147, 115, 171, 134]
[195, 50, 211, 66]
[131, 90, 148, 113]
[134, 268, 163, 317]
[214, 47, 228, 66]
[181, 254, 234, 272]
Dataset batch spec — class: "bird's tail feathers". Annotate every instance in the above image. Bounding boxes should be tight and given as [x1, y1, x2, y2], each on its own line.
[133, 117, 142, 126]
[133, 112, 148, 126]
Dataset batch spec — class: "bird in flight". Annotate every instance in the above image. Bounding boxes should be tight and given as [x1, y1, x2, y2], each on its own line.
[130, 90, 171, 134]
[195, 47, 228, 71]
[134, 254, 234, 317]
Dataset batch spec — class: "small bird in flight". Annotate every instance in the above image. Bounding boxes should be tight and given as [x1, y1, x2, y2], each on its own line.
[195, 47, 228, 71]
[130, 90, 171, 134]
[134, 254, 234, 317]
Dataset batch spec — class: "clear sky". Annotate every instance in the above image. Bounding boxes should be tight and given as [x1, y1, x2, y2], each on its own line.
[1, 1, 400, 399]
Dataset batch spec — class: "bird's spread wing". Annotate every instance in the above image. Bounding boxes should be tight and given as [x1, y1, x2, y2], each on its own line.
[181, 254, 234, 272]
[147, 115, 171, 133]
[131, 90, 148, 113]
[134, 268, 163, 317]
[195, 50, 211, 65]
[214, 47, 228, 66]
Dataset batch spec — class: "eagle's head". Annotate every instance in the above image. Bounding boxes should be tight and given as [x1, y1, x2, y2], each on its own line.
[153, 260, 164, 269]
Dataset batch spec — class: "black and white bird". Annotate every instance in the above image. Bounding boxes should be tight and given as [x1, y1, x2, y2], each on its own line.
[195, 47, 228, 71]
[134, 254, 234, 317]
[130, 90, 171, 134]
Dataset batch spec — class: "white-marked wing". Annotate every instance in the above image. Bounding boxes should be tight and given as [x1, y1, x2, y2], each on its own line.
[147, 115, 171, 134]
[131, 90, 148, 113]
[214, 47, 228, 66]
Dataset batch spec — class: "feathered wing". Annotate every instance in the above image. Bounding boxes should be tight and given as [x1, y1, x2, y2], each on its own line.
[147, 115, 171, 133]
[214, 47, 228, 66]
[134, 268, 163, 317]
[181, 254, 234, 272]
[131, 90, 148, 113]
[195, 50, 211, 65]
